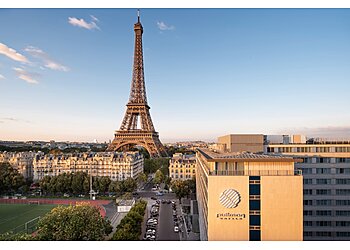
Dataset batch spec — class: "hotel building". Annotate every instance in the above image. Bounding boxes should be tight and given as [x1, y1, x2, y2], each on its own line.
[169, 153, 196, 180]
[33, 151, 144, 181]
[196, 148, 303, 241]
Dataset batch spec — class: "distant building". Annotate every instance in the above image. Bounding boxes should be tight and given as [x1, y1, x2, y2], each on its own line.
[196, 148, 303, 241]
[169, 153, 196, 180]
[0, 151, 41, 179]
[217, 134, 264, 153]
[33, 151, 144, 181]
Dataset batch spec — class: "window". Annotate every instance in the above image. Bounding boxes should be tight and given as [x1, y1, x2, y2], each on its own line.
[336, 189, 350, 195]
[336, 200, 350, 206]
[304, 221, 313, 227]
[316, 168, 331, 174]
[249, 215, 260, 226]
[336, 232, 350, 237]
[249, 230, 261, 241]
[302, 168, 313, 174]
[249, 200, 260, 210]
[336, 211, 350, 216]
[316, 210, 332, 216]
[304, 210, 313, 216]
[336, 168, 350, 174]
[336, 221, 350, 227]
[316, 221, 332, 227]
[304, 200, 313, 206]
[316, 200, 332, 206]
[250, 185, 260, 195]
[316, 189, 331, 195]
[316, 179, 331, 185]
[336, 179, 350, 185]
[304, 179, 313, 185]
[316, 232, 332, 237]
[304, 232, 313, 237]
[304, 189, 313, 195]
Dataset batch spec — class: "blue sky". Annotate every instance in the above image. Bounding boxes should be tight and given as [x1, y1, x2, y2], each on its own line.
[0, 8, 350, 143]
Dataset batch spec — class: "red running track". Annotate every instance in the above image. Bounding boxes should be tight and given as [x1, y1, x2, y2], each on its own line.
[0, 198, 112, 217]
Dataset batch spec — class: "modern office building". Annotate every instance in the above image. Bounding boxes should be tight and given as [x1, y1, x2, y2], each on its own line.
[267, 138, 350, 240]
[195, 148, 303, 241]
[33, 151, 144, 181]
[169, 153, 196, 180]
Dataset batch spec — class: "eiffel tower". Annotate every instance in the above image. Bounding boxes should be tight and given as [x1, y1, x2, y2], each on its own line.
[107, 11, 168, 158]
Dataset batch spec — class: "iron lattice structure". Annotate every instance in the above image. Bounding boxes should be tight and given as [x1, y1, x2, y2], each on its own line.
[107, 14, 168, 158]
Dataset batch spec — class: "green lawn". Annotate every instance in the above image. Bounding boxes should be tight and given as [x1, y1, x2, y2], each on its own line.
[0, 204, 57, 234]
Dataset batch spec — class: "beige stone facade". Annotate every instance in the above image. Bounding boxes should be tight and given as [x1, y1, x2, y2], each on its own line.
[169, 153, 196, 180]
[0, 151, 40, 179]
[218, 134, 264, 153]
[33, 151, 144, 181]
[196, 148, 303, 241]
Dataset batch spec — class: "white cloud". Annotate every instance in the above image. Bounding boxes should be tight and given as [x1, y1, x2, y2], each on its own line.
[24, 46, 69, 72]
[68, 16, 100, 30]
[157, 21, 175, 31]
[0, 74, 5, 80]
[90, 15, 99, 22]
[13, 67, 39, 84]
[0, 43, 29, 63]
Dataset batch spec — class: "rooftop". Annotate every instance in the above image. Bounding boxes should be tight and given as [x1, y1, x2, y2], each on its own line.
[197, 148, 299, 163]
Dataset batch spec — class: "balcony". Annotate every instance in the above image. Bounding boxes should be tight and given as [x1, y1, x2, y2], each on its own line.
[209, 169, 302, 176]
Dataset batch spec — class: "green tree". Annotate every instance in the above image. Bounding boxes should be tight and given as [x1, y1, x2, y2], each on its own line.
[36, 203, 112, 240]
[136, 172, 147, 184]
[171, 180, 190, 204]
[123, 178, 137, 192]
[39, 176, 52, 194]
[99, 176, 111, 194]
[0, 163, 25, 194]
[109, 180, 123, 194]
[153, 169, 164, 185]
[71, 172, 87, 194]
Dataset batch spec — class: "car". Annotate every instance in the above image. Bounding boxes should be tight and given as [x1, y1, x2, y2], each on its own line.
[171, 201, 175, 204]
[174, 226, 179, 232]
[161, 199, 166, 204]
[151, 187, 157, 191]
[151, 196, 157, 200]
[155, 192, 163, 196]
[167, 200, 171, 204]
[132, 192, 139, 196]
[63, 193, 70, 197]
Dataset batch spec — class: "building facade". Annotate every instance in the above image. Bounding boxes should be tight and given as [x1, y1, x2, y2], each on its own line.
[33, 151, 144, 181]
[218, 134, 264, 153]
[0, 151, 40, 179]
[267, 140, 350, 240]
[169, 153, 196, 180]
[196, 148, 303, 241]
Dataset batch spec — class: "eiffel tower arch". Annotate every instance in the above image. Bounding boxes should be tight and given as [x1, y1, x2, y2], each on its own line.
[107, 11, 168, 158]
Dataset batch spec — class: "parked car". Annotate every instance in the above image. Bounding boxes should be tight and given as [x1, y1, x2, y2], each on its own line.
[151, 196, 157, 200]
[155, 192, 163, 196]
[174, 226, 179, 232]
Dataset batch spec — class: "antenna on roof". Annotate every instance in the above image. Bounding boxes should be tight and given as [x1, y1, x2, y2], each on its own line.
[137, 9, 140, 23]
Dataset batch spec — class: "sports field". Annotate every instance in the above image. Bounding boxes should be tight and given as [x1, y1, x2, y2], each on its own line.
[0, 203, 57, 234]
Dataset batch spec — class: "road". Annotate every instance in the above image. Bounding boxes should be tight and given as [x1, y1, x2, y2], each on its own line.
[157, 202, 180, 241]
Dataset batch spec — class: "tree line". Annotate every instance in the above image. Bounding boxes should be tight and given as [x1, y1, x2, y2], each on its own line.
[39, 172, 138, 196]
[0, 163, 26, 194]
[111, 200, 147, 240]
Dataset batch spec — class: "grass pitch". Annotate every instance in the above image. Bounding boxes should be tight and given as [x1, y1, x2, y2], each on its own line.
[0, 203, 57, 234]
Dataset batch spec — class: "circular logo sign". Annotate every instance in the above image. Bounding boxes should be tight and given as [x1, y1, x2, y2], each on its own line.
[219, 189, 241, 208]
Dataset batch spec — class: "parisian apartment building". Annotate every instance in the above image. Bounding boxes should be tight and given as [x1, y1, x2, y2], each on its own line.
[0, 151, 43, 179]
[169, 153, 196, 180]
[32, 151, 144, 181]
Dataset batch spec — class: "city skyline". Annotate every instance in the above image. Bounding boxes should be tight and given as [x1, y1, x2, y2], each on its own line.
[1, 8, 350, 143]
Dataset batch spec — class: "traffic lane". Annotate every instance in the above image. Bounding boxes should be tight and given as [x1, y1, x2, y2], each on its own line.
[157, 202, 180, 241]
[136, 192, 176, 200]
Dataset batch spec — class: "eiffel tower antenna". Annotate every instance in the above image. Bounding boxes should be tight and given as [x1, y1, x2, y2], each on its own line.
[107, 12, 167, 158]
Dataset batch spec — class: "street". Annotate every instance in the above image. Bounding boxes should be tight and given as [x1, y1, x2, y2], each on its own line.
[157, 202, 180, 241]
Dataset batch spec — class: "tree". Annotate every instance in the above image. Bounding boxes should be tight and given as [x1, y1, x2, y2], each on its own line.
[109, 180, 123, 194]
[137, 172, 147, 184]
[153, 169, 164, 185]
[185, 177, 196, 194]
[0, 162, 25, 194]
[39, 176, 52, 194]
[123, 178, 137, 192]
[36, 203, 112, 240]
[99, 176, 111, 194]
[171, 180, 190, 204]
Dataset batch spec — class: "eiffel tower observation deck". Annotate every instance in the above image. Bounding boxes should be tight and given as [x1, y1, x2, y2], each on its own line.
[107, 11, 168, 158]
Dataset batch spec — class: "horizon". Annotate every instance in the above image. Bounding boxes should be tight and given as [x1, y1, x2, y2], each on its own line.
[1, 9, 350, 143]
